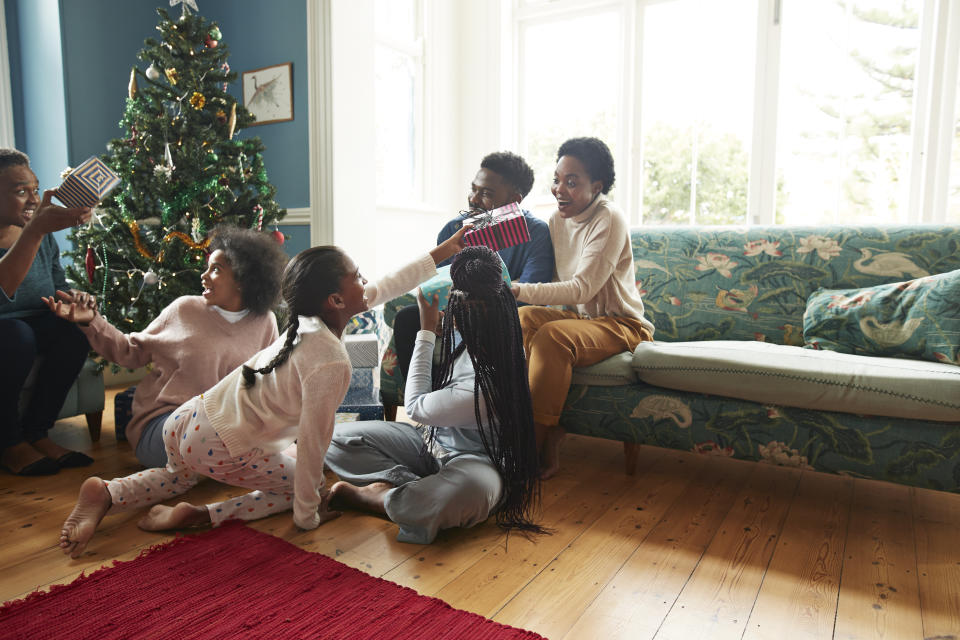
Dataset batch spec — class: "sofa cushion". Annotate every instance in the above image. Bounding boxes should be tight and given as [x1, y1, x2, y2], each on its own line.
[632, 340, 960, 422]
[571, 351, 638, 386]
[802, 269, 960, 365]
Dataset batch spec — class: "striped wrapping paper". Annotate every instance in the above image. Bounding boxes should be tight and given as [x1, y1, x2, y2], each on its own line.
[461, 202, 530, 251]
[55, 157, 120, 208]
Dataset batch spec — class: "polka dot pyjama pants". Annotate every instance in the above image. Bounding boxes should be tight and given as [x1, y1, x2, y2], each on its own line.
[105, 396, 297, 526]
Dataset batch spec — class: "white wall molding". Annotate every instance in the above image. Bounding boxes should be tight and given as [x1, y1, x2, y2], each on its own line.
[277, 206, 311, 225]
[307, 0, 333, 246]
[0, 0, 17, 148]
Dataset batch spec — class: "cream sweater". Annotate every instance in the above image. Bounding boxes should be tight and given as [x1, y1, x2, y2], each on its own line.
[82, 296, 278, 449]
[514, 196, 654, 334]
[202, 254, 437, 530]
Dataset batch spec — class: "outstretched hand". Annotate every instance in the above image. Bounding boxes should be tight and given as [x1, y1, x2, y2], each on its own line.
[42, 289, 97, 325]
[27, 191, 91, 235]
[416, 289, 443, 334]
[429, 223, 473, 266]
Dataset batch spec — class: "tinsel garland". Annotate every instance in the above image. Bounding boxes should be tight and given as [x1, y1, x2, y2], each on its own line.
[128, 221, 157, 260]
[160, 175, 222, 224]
[100, 244, 110, 302]
[163, 231, 211, 251]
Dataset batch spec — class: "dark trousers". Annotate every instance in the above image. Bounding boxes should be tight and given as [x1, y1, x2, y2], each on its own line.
[0, 314, 90, 449]
[392, 304, 422, 380]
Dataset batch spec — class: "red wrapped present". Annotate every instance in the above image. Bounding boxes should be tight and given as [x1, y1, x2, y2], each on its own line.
[461, 202, 530, 252]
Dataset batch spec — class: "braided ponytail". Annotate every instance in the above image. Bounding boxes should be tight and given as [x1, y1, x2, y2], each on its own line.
[242, 246, 348, 388]
[429, 246, 545, 535]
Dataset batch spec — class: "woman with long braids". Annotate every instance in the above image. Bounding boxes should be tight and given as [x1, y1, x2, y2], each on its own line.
[325, 245, 544, 544]
[58, 230, 469, 558]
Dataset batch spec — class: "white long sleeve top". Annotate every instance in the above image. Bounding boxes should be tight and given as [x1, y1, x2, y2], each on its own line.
[202, 253, 437, 530]
[514, 196, 654, 335]
[403, 330, 490, 456]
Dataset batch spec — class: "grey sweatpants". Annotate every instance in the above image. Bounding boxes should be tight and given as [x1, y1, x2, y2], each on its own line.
[325, 420, 502, 544]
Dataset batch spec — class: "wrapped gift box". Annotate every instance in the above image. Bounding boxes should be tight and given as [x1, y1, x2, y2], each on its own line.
[461, 202, 530, 252]
[56, 156, 121, 208]
[414, 256, 511, 311]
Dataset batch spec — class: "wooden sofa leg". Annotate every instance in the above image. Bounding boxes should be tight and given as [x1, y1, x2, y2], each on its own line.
[623, 441, 641, 475]
[383, 404, 398, 422]
[86, 411, 103, 443]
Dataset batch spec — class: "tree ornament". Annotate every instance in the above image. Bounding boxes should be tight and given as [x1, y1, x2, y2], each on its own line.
[85, 246, 96, 283]
[218, 175, 229, 186]
[271, 228, 285, 245]
[208, 26, 222, 40]
[215, 109, 227, 123]
[146, 64, 161, 81]
[164, 142, 175, 171]
[205, 35, 218, 48]
[227, 102, 237, 138]
[220, 62, 230, 91]
[143, 270, 159, 286]
[128, 68, 138, 99]
[165, 67, 179, 85]
[189, 92, 206, 110]
[253, 204, 264, 230]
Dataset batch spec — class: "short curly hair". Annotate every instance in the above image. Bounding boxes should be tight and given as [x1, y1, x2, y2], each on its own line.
[480, 151, 535, 199]
[556, 137, 615, 194]
[0, 149, 30, 173]
[208, 226, 288, 315]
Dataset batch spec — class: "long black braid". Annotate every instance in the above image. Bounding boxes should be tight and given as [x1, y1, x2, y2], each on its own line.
[429, 246, 545, 535]
[242, 246, 349, 387]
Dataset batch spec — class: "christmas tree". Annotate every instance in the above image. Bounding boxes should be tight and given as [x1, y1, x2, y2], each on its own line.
[65, 3, 285, 332]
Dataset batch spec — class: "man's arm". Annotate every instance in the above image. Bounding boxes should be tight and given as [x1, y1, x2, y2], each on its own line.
[513, 216, 555, 284]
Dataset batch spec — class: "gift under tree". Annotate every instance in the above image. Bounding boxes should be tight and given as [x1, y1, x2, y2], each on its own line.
[65, 3, 285, 332]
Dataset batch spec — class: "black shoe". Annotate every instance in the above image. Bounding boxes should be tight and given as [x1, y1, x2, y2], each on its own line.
[56, 451, 95, 468]
[16, 457, 60, 476]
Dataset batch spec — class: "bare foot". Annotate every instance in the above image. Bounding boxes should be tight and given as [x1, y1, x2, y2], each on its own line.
[328, 481, 393, 515]
[60, 477, 111, 558]
[540, 426, 566, 480]
[1, 442, 49, 473]
[137, 502, 211, 531]
[30, 437, 73, 461]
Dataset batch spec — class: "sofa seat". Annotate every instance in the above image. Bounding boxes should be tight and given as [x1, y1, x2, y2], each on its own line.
[632, 340, 960, 422]
[20, 357, 105, 442]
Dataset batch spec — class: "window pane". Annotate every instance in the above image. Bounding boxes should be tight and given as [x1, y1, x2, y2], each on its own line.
[777, 0, 920, 225]
[375, 45, 417, 202]
[520, 11, 622, 216]
[949, 59, 960, 224]
[374, 0, 416, 41]
[640, 0, 758, 226]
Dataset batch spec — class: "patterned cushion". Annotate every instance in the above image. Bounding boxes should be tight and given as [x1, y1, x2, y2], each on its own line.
[803, 269, 960, 365]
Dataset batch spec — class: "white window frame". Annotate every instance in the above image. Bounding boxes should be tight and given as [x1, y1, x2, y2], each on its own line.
[508, 0, 960, 226]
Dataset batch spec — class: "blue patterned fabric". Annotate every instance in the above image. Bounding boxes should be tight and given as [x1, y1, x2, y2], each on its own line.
[380, 224, 960, 491]
[803, 269, 960, 365]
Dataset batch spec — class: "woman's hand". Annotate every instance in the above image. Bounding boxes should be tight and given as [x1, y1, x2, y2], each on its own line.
[429, 223, 473, 266]
[42, 291, 96, 326]
[58, 289, 98, 310]
[417, 289, 442, 334]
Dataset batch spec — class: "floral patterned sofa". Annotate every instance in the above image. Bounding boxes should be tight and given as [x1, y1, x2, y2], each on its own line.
[379, 225, 960, 491]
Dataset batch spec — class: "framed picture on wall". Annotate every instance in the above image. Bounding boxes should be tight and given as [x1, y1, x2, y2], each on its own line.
[242, 62, 293, 126]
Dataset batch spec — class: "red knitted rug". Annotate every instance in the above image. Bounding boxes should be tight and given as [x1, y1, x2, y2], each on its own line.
[0, 522, 544, 640]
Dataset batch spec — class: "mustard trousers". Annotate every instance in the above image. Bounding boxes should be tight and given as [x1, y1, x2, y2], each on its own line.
[519, 306, 653, 426]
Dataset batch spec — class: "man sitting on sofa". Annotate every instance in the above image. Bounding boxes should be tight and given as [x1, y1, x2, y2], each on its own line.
[392, 151, 554, 378]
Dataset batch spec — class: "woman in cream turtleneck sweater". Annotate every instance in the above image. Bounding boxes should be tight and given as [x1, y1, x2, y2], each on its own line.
[511, 137, 655, 478]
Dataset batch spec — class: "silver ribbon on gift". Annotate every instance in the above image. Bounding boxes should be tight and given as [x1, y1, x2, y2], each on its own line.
[458, 208, 497, 229]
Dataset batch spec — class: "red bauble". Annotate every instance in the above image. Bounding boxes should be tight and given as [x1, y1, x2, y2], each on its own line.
[85, 246, 96, 283]
[271, 229, 285, 245]
[205, 36, 218, 48]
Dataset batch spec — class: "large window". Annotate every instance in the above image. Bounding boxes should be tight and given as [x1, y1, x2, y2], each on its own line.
[512, 0, 960, 226]
[374, 0, 423, 204]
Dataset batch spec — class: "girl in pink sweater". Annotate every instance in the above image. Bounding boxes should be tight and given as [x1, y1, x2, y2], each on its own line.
[45, 226, 288, 468]
[58, 229, 468, 558]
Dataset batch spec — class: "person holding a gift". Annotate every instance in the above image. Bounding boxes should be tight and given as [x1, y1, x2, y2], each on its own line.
[393, 151, 554, 379]
[45, 225, 288, 469]
[325, 246, 544, 544]
[511, 137, 655, 479]
[0, 149, 93, 476]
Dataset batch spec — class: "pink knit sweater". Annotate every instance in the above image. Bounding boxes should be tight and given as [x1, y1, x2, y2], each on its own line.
[82, 296, 278, 449]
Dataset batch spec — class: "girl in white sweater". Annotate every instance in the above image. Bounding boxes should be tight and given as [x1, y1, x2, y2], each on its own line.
[59, 230, 468, 558]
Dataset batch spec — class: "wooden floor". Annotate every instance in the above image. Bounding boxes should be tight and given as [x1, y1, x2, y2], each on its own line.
[2, 387, 959, 640]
